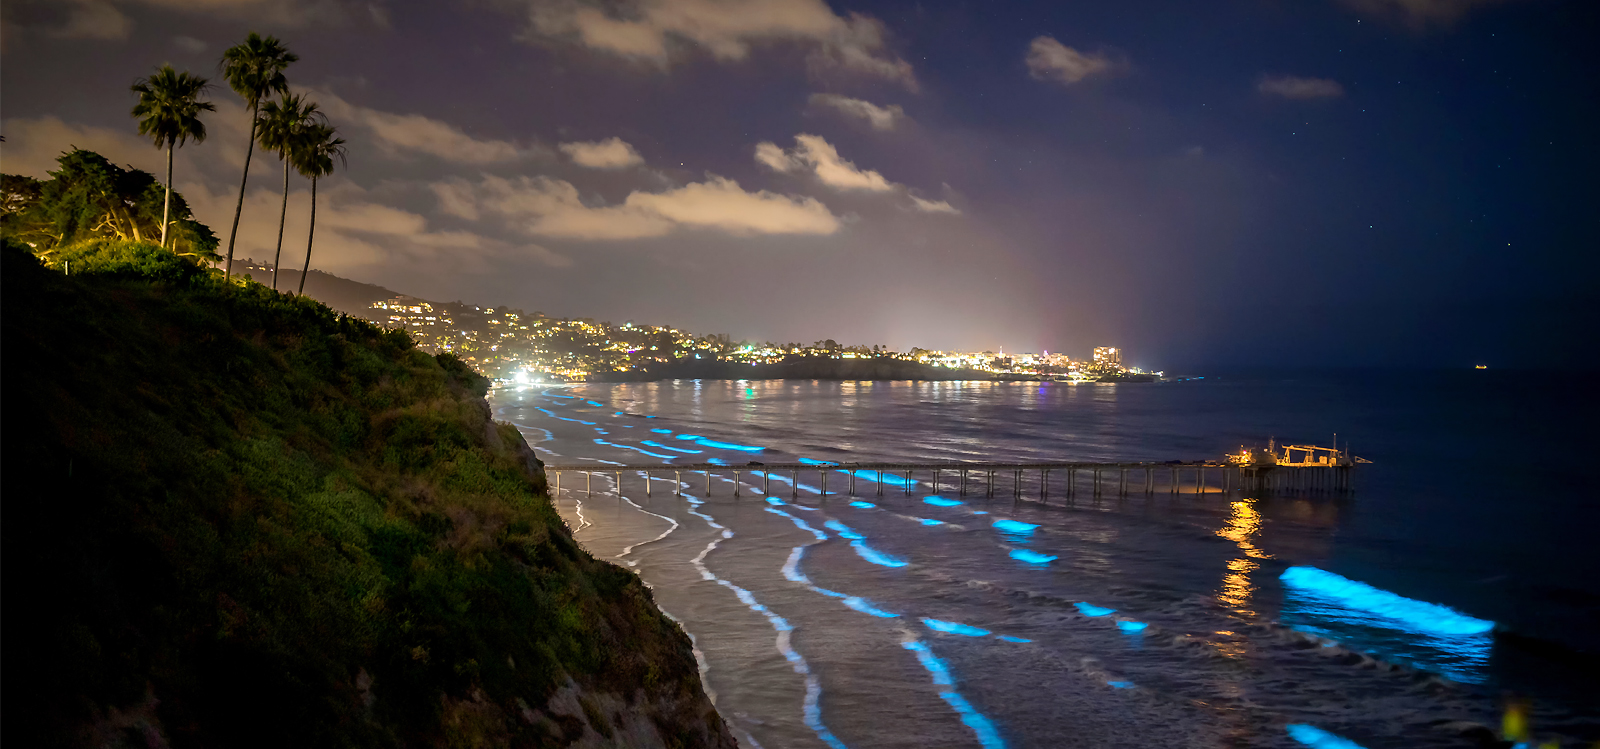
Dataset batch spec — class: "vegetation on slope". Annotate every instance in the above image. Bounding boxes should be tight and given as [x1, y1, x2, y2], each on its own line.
[3, 239, 732, 748]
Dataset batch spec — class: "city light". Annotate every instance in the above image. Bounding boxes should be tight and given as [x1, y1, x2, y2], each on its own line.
[367, 294, 1155, 385]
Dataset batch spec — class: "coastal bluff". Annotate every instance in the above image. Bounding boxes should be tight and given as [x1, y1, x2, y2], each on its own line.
[2, 240, 736, 748]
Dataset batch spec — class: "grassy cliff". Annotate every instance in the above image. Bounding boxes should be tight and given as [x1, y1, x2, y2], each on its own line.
[2, 239, 735, 748]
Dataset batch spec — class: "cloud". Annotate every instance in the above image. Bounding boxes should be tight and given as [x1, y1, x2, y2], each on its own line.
[173, 34, 207, 52]
[809, 93, 904, 131]
[128, 0, 381, 27]
[559, 137, 645, 169]
[909, 195, 959, 215]
[627, 176, 839, 235]
[435, 173, 840, 240]
[1025, 36, 1118, 85]
[754, 134, 893, 192]
[46, 0, 132, 40]
[1257, 75, 1345, 99]
[521, 0, 916, 90]
[1338, 0, 1517, 26]
[314, 91, 544, 164]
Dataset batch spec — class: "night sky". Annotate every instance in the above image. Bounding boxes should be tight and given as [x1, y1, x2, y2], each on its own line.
[4, 0, 1596, 370]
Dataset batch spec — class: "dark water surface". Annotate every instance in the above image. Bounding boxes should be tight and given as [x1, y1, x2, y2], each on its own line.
[491, 371, 1598, 748]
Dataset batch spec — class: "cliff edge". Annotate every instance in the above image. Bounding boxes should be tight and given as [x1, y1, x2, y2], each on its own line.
[2, 239, 736, 748]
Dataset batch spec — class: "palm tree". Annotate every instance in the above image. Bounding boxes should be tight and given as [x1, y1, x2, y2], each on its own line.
[291, 123, 346, 296]
[130, 65, 214, 250]
[257, 94, 322, 290]
[220, 32, 297, 278]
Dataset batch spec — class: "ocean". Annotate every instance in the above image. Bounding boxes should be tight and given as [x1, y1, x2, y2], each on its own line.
[491, 371, 1598, 748]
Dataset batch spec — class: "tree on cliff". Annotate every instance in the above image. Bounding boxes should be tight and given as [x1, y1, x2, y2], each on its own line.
[220, 32, 297, 278]
[290, 122, 346, 295]
[0, 149, 217, 259]
[256, 93, 322, 290]
[130, 64, 214, 250]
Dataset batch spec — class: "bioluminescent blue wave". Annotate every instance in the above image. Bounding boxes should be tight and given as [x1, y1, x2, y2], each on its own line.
[842, 469, 916, 487]
[1286, 724, 1368, 749]
[991, 519, 1038, 535]
[996, 635, 1032, 643]
[685, 509, 847, 749]
[533, 407, 596, 425]
[691, 438, 764, 451]
[851, 541, 908, 568]
[924, 496, 963, 507]
[1075, 603, 1116, 617]
[594, 429, 607, 434]
[766, 497, 785, 506]
[1280, 568, 1494, 683]
[843, 597, 900, 618]
[1116, 621, 1148, 632]
[613, 411, 625, 416]
[641, 440, 702, 454]
[824, 520, 865, 540]
[591, 438, 675, 460]
[850, 501, 876, 509]
[676, 434, 702, 441]
[973, 510, 989, 515]
[798, 457, 837, 466]
[1010, 549, 1058, 564]
[923, 618, 991, 637]
[651, 428, 673, 434]
[1106, 681, 1135, 689]
[585, 400, 604, 407]
[707, 457, 728, 465]
[919, 518, 944, 526]
[1280, 567, 1495, 636]
[902, 640, 1007, 749]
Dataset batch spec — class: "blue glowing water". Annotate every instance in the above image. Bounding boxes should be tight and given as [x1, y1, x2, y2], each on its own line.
[1286, 724, 1368, 749]
[640, 439, 701, 454]
[843, 596, 900, 618]
[1009, 549, 1057, 565]
[923, 496, 964, 507]
[1280, 566, 1495, 636]
[692, 438, 766, 452]
[824, 520, 864, 540]
[902, 640, 1008, 749]
[990, 519, 1038, 535]
[1075, 603, 1116, 617]
[500, 375, 1599, 748]
[851, 542, 908, 568]
[845, 469, 917, 487]
[923, 618, 992, 637]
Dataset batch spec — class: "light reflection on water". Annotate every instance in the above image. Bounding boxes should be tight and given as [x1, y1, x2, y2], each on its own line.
[1216, 500, 1270, 618]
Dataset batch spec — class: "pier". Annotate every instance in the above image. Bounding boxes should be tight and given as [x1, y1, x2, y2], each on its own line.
[543, 443, 1362, 501]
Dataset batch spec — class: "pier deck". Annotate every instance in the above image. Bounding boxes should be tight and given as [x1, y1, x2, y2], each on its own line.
[541, 459, 1354, 500]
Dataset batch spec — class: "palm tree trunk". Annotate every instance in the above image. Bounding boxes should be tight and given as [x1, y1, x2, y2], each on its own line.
[271, 157, 288, 290]
[161, 145, 173, 250]
[298, 176, 317, 296]
[224, 103, 259, 278]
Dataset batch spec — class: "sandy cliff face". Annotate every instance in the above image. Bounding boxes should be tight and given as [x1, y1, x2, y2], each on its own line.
[2, 239, 736, 748]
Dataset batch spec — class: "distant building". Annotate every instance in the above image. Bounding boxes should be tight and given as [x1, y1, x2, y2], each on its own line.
[1092, 346, 1121, 369]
